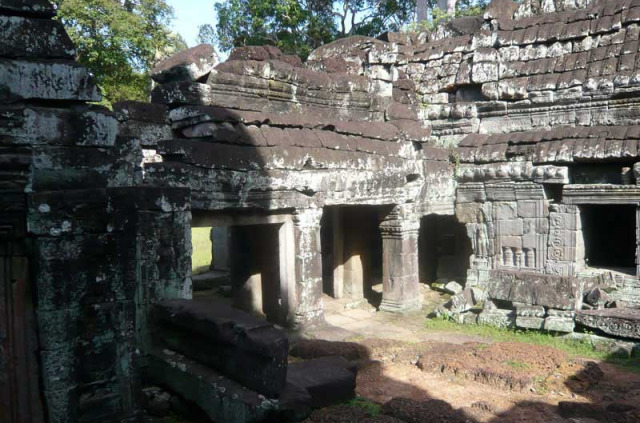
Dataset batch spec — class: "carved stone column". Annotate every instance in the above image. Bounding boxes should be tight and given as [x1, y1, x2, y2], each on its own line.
[379, 207, 421, 313]
[292, 208, 324, 327]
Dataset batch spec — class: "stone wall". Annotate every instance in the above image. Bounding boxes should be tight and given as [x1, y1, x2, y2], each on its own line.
[0, 1, 191, 421]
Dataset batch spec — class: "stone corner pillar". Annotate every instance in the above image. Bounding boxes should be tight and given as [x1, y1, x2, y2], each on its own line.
[291, 208, 325, 328]
[379, 206, 422, 313]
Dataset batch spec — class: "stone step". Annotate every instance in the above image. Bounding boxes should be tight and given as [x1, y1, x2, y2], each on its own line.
[151, 299, 288, 397]
[145, 348, 308, 423]
[286, 356, 357, 409]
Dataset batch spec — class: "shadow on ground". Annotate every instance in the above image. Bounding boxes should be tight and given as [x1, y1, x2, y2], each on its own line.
[291, 336, 640, 423]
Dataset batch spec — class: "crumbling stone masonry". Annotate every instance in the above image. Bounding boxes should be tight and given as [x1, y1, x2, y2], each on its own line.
[6, 0, 640, 422]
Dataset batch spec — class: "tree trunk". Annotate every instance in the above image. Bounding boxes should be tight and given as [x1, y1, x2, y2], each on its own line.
[416, 0, 430, 22]
[437, 0, 456, 15]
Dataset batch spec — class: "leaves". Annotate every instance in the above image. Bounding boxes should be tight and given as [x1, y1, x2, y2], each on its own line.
[199, 0, 416, 60]
[53, 0, 185, 106]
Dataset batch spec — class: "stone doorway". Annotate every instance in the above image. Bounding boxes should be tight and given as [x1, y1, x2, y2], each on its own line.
[418, 215, 472, 284]
[191, 212, 295, 326]
[580, 204, 637, 275]
[320, 206, 384, 308]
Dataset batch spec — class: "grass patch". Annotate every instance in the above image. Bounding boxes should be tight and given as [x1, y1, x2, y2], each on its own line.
[347, 397, 381, 417]
[191, 227, 213, 275]
[504, 359, 530, 370]
[424, 315, 640, 371]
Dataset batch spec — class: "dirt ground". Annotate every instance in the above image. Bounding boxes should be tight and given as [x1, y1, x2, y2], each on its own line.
[295, 287, 640, 423]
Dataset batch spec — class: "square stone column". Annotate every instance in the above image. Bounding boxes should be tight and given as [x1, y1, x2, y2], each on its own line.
[292, 208, 325, 327]
[379, 207, 421, 313]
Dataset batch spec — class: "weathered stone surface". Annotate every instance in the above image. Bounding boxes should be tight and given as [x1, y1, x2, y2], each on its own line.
[0, 59, 100, 102]
[152, 44, 218, 83]
[146, 348, 276, 423]
[0, 0, 54, 16]
[0, 16, 75, 58]
[576, 309, 640, 340]
[152, 299, 288, 397]
[486, 270, 584, 310]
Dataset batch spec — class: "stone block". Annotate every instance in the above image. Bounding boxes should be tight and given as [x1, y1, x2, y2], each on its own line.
[485, 184, 516, 201]
[450, 288, 475, 313]
[478, 308, 516, 328]
[486, 270, 583, 310]
[497, 218, 523, 236]
[152, 299, 289, 397]
[517, 200, 548, 218]
[544, 316, 575, 333]
[0, 59, 100, 102]
[0, 0, 54, 16]
[516, 316, 544, 330]
[0, 16, 75, 58]
[515, 304, 545, 317]
[494, 202, 518, 220]
[576, 309, 640, 340]
[152, 44, 218, 83]
[287, 356, 356, 409]
[145, 349, 276, 423]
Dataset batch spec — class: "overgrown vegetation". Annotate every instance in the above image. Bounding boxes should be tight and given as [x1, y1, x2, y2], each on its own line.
[424, 315, 640, 370]
[407, 0, 489, 32]
[54, 0, 186, 106]
[347, 396, 382, 417]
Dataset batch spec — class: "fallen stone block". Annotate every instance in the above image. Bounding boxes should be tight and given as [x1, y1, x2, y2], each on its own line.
[152, 299, 288, 397]
[486, 270, 584, 310]
[286, 356, 356, 409]
[152, 44, 218, 84]
[576, 308, 640, 340]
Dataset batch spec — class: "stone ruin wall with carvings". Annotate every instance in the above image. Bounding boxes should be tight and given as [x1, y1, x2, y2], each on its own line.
[5, 0, 640, 422]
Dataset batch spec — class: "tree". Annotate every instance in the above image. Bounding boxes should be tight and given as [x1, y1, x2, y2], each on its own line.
[53, 0, 186, 106]
[198, 0, 416, 60]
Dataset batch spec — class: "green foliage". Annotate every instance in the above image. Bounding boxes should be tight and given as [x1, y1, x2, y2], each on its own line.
[407, 0, 490, 32]
[54, 0, 186, 106]
[504, 359, 530, 370]
[347, 397, 382, 417]
[199, 0, 416, 60]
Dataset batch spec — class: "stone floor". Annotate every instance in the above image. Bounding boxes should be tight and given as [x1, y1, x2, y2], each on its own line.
[296, 286, 489, 346]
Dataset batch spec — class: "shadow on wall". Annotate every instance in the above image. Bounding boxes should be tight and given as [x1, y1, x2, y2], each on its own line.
[290, 337, 640, 423]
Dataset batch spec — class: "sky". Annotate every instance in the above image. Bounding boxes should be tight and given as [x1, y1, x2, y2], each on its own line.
[166, 0, 219, 48]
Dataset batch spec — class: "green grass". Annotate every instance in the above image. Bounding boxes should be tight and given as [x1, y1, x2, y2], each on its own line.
[424, 315, 640, 371]
[504, 359, 530, 370]
[191, 227, 213, 275]
[347, 397, 382, 417]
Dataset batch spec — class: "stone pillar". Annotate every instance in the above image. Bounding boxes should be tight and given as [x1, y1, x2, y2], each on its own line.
[379, 207, 422, 313]
[210, 227, 229, 271]
[292, 208, 324, 327]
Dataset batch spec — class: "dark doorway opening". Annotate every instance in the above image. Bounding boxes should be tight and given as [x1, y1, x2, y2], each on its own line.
[580, 205, 636, 274]
[320, 206, 384, 307]
[419, 215, 472, 284]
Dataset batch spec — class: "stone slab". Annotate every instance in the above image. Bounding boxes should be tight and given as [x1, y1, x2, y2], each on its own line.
[0, 59, 100, 102]
[152, 299, 288, 397]
[286, 356, 356, 409]
[576, 309, 640, 340]
[486, 270, 583, 310]
[145, 348, 276, 423]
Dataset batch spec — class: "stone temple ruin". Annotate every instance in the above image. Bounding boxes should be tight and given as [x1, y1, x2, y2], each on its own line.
[5, 0, 640, 421]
